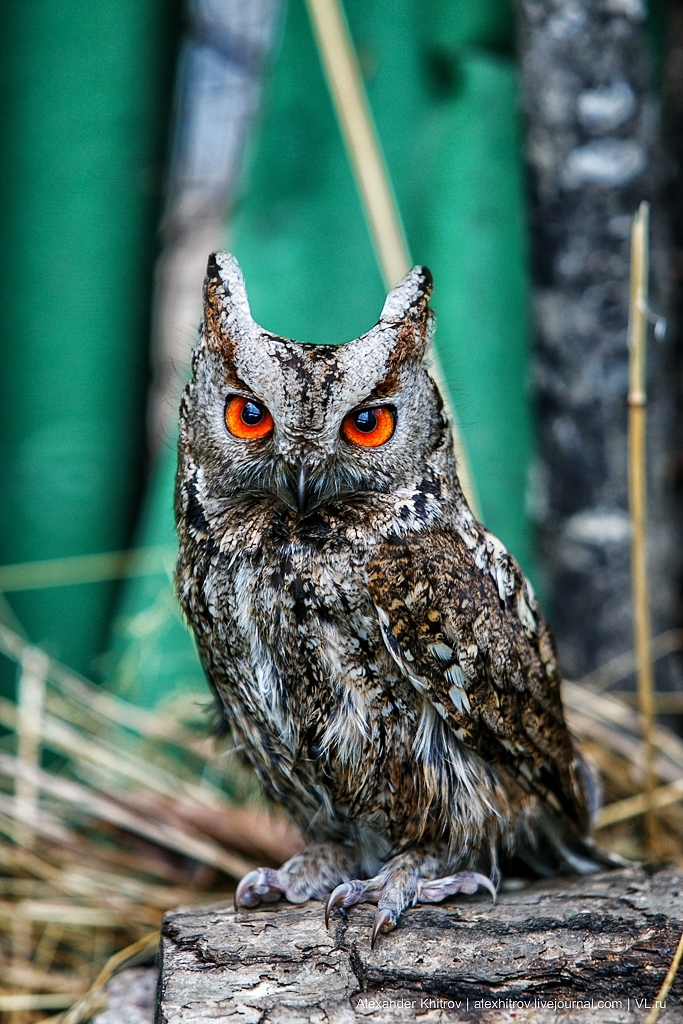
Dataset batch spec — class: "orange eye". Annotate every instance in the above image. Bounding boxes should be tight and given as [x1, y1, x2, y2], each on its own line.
[225, 396, 274, 440]
[341, 406, 395, 448]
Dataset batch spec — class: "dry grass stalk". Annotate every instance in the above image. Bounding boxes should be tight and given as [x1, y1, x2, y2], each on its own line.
[576, 628, 683, 694]
[304, 0, 480, 517]
[599, 778, 683, 828]
[15, 647, 48, 849]
[609, 691, 683, 713]
[303, 0, 407, 288]
[0, 752, 253, 880]
[627, 200, 657, 851]
[0, 993, 85, 1013]
[0, 546, 174, 594]
[645, 928, 683, 1024]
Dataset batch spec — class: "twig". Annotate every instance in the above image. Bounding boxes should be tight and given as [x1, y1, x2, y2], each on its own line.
[304, 0, 480, 518]
[645, 928, 683, 1024]
[627, 200, 657, 852]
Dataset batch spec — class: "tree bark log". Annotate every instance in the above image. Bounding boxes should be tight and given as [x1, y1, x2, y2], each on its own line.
[157, 866, 683, 1022]
[515, 0, 682, 680]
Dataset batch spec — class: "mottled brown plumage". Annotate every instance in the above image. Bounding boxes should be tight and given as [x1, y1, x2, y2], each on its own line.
[175, 252, 614, 943]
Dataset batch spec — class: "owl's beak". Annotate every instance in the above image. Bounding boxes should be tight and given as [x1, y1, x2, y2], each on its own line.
[296, 463, 311, 515]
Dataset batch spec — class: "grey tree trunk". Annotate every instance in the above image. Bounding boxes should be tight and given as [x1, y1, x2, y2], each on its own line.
[515, 0, 681, 680]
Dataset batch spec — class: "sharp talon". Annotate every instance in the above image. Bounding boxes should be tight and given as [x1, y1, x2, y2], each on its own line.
[416, 870, 498, 906]
[235, 869, 261, 910]
[472, 872, 497, 904]
[325, 882, 353, 928]
[371, 908, 394, 949]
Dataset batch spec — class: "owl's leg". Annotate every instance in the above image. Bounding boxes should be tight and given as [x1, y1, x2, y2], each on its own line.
[325, 850, 496, 946]
[234, 841, 359, 909]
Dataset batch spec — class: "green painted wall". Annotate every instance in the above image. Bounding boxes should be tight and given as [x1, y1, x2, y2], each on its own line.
[0, 0, 180, 680]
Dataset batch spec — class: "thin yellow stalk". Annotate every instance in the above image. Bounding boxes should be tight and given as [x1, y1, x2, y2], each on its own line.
[645, 928, 683, 1024]
[55, 930, 159, 1024]
[0, 994, 85, 1013]
[32, 924, 64, 976]
[576, 628, 683, 694]
[15, 645, 48, 848]
[305, 0, 406, 288]
[0, 901, 128, 928]
[598, 777, 683, 828]
[0, 545, 173, 592]
[304, 0, 480, 518]
[1, 961, 83, 993]
[608, 692, 683, 714]
[627, 200, 657, 852]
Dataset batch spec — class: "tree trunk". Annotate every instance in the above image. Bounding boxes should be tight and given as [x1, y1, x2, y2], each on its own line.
[515, 0, 682, 680]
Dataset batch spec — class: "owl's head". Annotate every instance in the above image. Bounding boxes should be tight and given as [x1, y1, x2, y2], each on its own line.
[179, 252, 452, 518]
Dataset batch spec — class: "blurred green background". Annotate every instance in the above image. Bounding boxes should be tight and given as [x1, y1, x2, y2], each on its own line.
[0, 0, 182, 685]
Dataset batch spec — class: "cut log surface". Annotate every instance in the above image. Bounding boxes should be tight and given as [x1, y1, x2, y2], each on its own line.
[156, 866, 683, 1022]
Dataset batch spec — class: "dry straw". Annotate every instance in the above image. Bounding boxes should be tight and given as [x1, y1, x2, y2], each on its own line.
[304, 0, 481, 518]
[627, 201, 658, 852]
[0, 605, 681, 1020]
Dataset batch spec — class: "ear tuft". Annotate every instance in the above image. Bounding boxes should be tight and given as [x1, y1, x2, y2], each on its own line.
[376, 266, 434, 365]
[203, 252, 253, 351]
[380, 266, 433, 325]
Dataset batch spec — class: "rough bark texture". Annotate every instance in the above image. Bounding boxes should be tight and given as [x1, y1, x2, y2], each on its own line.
[515, 0, 682, 679]
[156, 866, 683, 1022]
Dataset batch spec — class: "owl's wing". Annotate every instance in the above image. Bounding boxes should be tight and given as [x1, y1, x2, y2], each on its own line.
[367, 526, 589, 833]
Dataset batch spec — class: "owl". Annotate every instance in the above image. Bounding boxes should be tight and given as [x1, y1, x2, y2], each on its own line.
[175, 252, 614, 945]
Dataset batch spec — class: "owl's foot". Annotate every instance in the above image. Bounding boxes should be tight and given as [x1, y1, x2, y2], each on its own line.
[325, 852, 496, 947]
[234, 841, 358, 910]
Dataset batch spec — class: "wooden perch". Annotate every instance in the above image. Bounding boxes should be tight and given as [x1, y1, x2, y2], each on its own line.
[156, 866, 683, 1022]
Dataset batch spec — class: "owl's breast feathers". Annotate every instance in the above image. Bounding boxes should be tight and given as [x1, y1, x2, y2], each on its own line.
[367, 523, 590, 834]
[178, 484, 590, 849]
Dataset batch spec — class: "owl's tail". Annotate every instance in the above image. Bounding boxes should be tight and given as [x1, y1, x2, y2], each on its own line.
[515, 812, 627, 878]
[514, 755, 629, 877]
